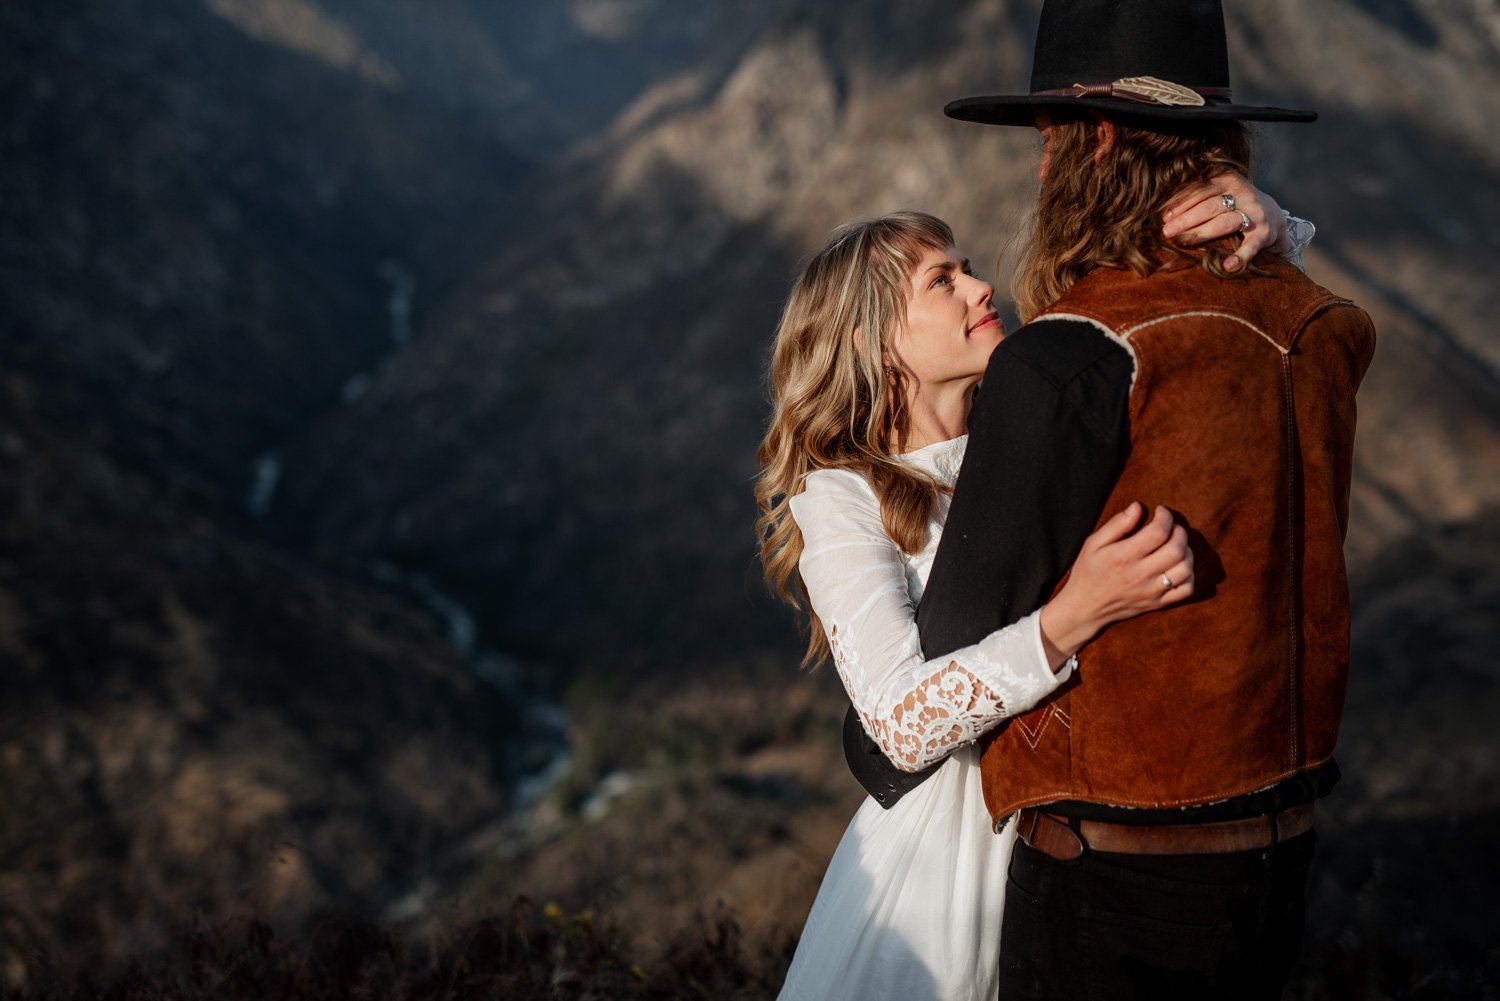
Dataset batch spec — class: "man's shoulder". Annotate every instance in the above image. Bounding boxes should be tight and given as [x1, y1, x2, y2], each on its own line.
[978, 318, 1133, 444]
[993, 316, 1132, 385]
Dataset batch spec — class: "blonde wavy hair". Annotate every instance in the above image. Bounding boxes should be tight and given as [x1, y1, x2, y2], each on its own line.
[755, 212, 956, 667]
[1012, 113, 1253, 320]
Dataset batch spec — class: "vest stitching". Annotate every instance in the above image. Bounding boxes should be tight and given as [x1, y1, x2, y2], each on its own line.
[1120, 310, 1292, 355]
[1286, 297, 1359, 349]
[1010, 706, 1071, 755]
[1014, 704, 1056, 750]
[1282, 355, 1301, 768]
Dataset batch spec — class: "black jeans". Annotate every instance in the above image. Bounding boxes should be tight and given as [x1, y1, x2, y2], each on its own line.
[999, 830, 1316, 1001]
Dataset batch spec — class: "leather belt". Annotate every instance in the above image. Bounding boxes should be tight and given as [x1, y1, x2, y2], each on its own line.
[1015, 804, 1314, 860]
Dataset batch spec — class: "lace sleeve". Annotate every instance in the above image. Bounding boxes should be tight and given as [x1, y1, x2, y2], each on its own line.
[790, 470, 1073, 773]
[1280, 210, 1316, 274]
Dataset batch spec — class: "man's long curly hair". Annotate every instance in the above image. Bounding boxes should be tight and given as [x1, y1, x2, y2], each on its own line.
[755, 213, 954, 667]
[1012, 112, 1254, 320]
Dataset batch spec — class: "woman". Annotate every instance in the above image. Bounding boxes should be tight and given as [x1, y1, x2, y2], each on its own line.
[755, 181, 1309, 1000]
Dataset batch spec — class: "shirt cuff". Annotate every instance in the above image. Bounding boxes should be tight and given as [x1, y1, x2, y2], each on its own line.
[1023, 609, 1075, 690]
[1281, 210, 1315, 274]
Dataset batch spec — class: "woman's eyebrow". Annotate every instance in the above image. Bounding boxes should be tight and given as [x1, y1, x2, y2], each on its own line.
[920, 257, 966, 278]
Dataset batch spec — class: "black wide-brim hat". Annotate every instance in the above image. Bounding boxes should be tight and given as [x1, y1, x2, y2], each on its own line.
[945, 0, 1316, 126]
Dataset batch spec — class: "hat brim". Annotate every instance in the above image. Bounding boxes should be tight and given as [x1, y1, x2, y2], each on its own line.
[944, 94, 1317, 126]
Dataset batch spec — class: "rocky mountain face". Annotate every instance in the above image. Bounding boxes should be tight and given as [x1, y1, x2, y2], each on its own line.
[4, 0, 1499, 991]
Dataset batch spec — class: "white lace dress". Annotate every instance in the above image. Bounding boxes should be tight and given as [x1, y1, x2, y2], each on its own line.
[777, 436, 1075, 1001]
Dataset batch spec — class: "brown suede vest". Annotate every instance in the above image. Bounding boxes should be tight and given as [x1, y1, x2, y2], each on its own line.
[979, 256, 1377, 824]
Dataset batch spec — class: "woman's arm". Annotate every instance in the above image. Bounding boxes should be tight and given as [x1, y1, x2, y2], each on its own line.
[792, 470, 1191, 773]
[793, 470, 1064, 773]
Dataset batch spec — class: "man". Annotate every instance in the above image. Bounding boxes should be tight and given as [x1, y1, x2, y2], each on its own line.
[869, 1, 1374, 997]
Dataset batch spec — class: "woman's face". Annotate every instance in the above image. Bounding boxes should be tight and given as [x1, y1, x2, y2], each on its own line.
[890, 244, 1003, 393]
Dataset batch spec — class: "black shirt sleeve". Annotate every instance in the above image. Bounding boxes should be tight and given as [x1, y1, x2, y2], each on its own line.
[916, 319, 1133, 658]
[843, 319, 1132, 807]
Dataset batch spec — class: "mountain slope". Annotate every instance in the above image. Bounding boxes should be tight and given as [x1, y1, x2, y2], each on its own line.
[277, 0, 1500, 669]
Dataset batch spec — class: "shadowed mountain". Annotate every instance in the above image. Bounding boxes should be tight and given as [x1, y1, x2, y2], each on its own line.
[0, 0, 663, 975]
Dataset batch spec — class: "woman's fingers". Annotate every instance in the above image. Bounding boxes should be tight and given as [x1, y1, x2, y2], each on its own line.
[1133, 523, 1190, 574]
[1156, 559, 1196, 604]
[1165, 190, 1255, 243]
[1162, 184, 1231, 240]
[1162, 171, 1290, 272]
[1087, 501, 1145, 550]
[1161, 184, 1215, 221]
[1212, 173, 1287, 272]
[1114, 504, 1175, 561]
[1127, 523, 1195, 607]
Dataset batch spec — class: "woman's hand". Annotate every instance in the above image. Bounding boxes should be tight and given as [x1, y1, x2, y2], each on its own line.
[1037, 502, 1194, 668]
[1162, 172, 1290, 273]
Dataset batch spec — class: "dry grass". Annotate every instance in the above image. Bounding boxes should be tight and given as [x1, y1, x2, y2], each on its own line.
[4, 899, 792, 1001]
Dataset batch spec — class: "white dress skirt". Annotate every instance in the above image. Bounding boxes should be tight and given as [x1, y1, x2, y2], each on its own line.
[778, 746, 1012, 1001]
[778, 436, 1071, 1001]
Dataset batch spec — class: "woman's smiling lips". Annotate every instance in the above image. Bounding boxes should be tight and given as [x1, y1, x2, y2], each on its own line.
[969, 313, 1004, 335]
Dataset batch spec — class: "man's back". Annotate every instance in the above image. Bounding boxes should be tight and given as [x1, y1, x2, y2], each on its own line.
[935, 2, 1370, 994]
[972, 256, 1376, 819]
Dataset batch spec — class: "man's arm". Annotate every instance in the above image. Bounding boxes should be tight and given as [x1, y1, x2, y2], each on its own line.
[917, 319, 1133, 659]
